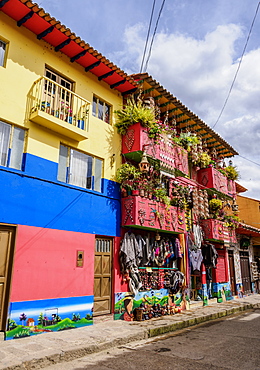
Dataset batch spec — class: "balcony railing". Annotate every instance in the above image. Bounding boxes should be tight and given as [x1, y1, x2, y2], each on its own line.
[121, 195, 186, 233]
[122, 122, 189, 176]
[201, 219, 237, 243]
[30, 77, 90, 140]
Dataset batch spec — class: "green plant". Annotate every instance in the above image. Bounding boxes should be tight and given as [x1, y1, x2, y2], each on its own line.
[115, 163, 141, 191]
[172, 132, 200, 150]
[223, 215, 240, 229]
[209, 198, 223, 211]
[224, 165, 239, 181]
[114, 98, 156, 135]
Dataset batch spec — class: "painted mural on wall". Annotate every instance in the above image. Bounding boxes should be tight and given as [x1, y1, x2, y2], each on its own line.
[6, 295, 93, 340]
[114, 289, 185, 321]
[213, 282, 233, 303]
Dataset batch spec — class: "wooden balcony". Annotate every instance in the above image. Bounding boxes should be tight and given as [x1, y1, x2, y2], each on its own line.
[122, 123, 189, 176]
[197, 167, 235, 197]
[201, 219, 237, 243]
[121, 195, 186, 233]
[30, 77, 90, 141]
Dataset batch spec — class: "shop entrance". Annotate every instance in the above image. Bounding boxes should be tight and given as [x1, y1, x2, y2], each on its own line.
[0, 226, 15, 331]
[228, 250, 236, 296]
[240, 251, 252, 295]
[94, 237, 112, 316]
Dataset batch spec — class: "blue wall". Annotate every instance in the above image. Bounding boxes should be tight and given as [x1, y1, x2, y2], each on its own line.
[0, 153, 121, 236]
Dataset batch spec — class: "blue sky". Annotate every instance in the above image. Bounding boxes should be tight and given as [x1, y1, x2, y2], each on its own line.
[38, 0, 260, 201]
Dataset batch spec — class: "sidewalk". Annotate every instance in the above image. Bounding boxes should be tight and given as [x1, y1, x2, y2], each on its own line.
[1, 294, 260, 370]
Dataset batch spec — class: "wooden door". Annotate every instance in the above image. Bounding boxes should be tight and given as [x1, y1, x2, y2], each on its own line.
[0, 226, 15, 331]
[228, 250, 236, 296]
[240, 252, 252, 295]
[94, 238, 112, 316]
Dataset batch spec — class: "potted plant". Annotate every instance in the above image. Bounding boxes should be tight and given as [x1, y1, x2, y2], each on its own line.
[208, 198, 223, 218]
[224, 165, 239, 181]
[223, 214, 240, 229]
[115, 163, 141, 195]
[114, 97, 157, 135]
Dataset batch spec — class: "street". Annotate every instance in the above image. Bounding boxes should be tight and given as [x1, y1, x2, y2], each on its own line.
[43, 309, 260, 370]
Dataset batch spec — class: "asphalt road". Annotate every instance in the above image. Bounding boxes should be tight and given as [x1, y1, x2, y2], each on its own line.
[44, 309, 260, 370]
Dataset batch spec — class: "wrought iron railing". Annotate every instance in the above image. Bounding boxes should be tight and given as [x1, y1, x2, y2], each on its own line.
[31, 76, 91, 131]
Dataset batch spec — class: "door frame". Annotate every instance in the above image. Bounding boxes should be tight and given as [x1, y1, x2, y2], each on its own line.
[93, 236, 114, 316]
[0, 224, 16, 332]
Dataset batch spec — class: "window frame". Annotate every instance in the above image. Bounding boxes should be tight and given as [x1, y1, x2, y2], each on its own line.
[0, 38, 8, 68]
[0, 121, 26, 171]
[92, 95, 111, 124]
[58, 144, 103, 192]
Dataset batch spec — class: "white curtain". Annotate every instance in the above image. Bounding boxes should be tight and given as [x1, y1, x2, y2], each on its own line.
[0, 121, 11, 166]
[9, 126, 25, 170]
[0, 41, 6, 66]
[69, 149, 88, 188]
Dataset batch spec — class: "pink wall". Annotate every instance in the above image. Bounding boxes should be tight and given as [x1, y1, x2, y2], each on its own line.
[10, 225, 95, 302]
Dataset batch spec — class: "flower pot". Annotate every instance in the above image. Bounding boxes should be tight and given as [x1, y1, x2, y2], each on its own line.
[131, 190, 139, 196]
[77, 119, 85, 130]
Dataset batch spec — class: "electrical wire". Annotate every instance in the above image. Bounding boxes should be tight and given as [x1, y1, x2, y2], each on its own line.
[238, 154, 260, 167]
[140, 0, 156, 73]
[144, 0, 166, 72]
[212, 1, 260, 129]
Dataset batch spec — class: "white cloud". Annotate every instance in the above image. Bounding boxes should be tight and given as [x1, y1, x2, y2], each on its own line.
[110, 23, 260, 200]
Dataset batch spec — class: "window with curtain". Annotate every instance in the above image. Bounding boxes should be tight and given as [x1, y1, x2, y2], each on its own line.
[92, 95, 111, 124]
[0, 40, 6, 67]
[0, 121, 25, 170]
[58, 144, 103, 192]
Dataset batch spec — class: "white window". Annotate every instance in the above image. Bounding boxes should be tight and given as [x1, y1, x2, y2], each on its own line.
[58, 144, 103, 192]
[0, 121, 25, 170]
[92, 96, 111, 124]
[0, 40, 6, 67]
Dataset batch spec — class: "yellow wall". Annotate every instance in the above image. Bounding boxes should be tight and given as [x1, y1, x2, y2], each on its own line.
[237, 195, 260, 229]
[0, 12, 122, 180]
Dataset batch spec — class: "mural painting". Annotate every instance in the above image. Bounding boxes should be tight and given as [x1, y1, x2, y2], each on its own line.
[6, 296, 93, 340]
[114, 289, 185, 321]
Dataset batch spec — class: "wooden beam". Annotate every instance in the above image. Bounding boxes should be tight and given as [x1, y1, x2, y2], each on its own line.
[110, 79, 126, 89]
[85, 61, 101, 72]
[70, 49, 87, 63]
[122, 87, 138, 95]
[37, 25, 54, 40]
[55, 38, 71, 52]
[17, 10, 34, 27]
[0, 0, 10, 8]
[98, 70, 114, 81]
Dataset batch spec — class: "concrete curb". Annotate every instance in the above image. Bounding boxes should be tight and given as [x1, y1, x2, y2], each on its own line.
[1, 298, 260, 370]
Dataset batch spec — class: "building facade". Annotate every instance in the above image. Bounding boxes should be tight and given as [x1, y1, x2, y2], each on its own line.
[0, 0, 136, 339]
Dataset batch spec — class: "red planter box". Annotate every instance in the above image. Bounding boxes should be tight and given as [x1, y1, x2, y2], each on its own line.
[201, 219, 237, 243]
[122, 123, 189, 176]
[121, 195, 186, 233]
[197, 167, 229, 196]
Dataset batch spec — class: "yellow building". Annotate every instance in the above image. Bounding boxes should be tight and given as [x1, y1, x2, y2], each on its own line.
[0, 0, 136, 340]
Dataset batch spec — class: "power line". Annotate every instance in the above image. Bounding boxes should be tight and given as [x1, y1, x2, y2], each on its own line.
[144, 0, 166, 72]
[238, 154, 260, 167]
[212, 1, 260, 129]
[140, 0, 156, 73]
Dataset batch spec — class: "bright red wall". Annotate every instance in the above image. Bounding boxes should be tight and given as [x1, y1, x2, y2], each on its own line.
[10, 225, 95, 302]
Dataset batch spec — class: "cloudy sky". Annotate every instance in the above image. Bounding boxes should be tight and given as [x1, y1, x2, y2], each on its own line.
[38, 0, 260, 200]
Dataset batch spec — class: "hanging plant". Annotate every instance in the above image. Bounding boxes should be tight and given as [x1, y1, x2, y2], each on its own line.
[114, 97, 157, 135]
[209, 198, 223, 211]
